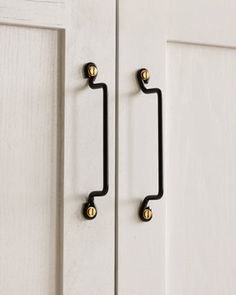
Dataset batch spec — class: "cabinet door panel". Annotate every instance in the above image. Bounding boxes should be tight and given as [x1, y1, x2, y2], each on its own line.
[166, 42, 236, 295]
[0, 24, 63, 295]
[118, 1, 236, 295]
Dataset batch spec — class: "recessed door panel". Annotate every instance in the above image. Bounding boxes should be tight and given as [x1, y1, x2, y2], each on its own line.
[0, 25, 64, 295]
[166, 42, 236, 295]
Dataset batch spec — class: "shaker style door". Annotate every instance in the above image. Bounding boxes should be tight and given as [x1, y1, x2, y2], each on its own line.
[117, 1, 236, 295]
[0, 1, 116, 295]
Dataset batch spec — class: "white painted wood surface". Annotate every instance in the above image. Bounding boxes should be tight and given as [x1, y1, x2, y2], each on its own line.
[0, 0, 65, 28]
[117, 2, 166, 295]
[2, 1, 236, 295]
[118, 1, 236, 295]
[166, 42, 236, 295]
[168, 0, 236, 47]
[0, 1, 116, 295]
[63, 1, 115, 295]
[0, 25, 63, 295]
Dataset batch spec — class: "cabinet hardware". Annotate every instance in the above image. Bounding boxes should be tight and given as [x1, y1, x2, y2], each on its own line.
[82, 63, 109, 220]
[136, 68, 164, 222]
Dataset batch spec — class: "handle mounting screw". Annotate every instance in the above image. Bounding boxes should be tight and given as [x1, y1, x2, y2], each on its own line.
[140, 69, 150, 81]
[87, 64, 98, 77]
[143, 208, 153, 221]
[86, 206, 97, 218]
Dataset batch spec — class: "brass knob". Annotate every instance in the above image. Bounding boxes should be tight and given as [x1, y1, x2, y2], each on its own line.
[140, 69, 150, 81]
[87, 64, 98, 77]
[86, 206, 97, 218]
[143, 208, 153, 221]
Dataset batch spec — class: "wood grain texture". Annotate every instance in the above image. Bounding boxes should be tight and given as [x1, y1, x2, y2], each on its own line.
[166, 42, 236, 295]
[0, 0, 65, 28]
[118, 1, 166, 295]
[63, 1, 116, 295]
[0, 1, 115, 294]
[0, 25, 64, 295]
[119, 1, 236, 295]
[168, 0, 236, 47]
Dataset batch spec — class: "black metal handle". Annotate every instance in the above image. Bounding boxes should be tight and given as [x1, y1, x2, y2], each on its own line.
[137, 68, 163, 222]
[83, 63, 109, 220]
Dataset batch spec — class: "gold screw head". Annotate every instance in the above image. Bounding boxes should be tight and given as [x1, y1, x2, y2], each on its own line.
[86, 206, 97, 218]
[140, 69, 150, 81]
[143, 208, 152, 221]
[87, 65, 98, 77]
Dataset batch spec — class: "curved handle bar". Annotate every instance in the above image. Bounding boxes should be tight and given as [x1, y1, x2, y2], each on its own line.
[83, 63, 109, 220]
[137, 68, 163, 222]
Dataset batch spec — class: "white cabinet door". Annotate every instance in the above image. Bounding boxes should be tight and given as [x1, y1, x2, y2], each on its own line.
[0, 1, 115, 295]
[118, 1, 236, 295]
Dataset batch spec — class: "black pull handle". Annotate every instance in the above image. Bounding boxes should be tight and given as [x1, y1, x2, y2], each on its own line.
[83, 63, 109, 220]
[137, 68, 164, 222]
